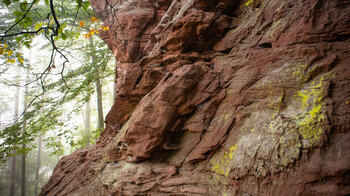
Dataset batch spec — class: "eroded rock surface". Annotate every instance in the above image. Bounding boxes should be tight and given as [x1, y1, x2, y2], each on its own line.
[41, 0, 350, 195]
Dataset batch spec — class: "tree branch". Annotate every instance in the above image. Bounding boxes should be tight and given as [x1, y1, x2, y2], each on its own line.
[3, 0, 38, 36]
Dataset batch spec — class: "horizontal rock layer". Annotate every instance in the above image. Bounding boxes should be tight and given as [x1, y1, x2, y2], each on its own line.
[41, 0, 350, 195]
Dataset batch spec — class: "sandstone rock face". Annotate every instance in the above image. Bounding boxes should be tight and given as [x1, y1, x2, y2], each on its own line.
[41, 0, 350, 195]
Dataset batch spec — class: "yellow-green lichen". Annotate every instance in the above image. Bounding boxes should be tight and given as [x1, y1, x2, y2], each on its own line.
[268, 19, 283, 38]
[245, 0, 253, 6]
[211, 144, 238, 177]
[276, 2, 285, 12]
[268, 115, 285, 135]
[292, 64, 310, 83]
[103, 156, 110, 163]
[295, 77, 326, 146]
[115, 119, 130, 141]
[269, 93, 284, 112]
[102, 119, 130, 163]
[222, 111, 230, 120]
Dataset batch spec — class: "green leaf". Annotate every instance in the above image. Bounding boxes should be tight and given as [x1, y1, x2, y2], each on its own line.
[15, 36, 23, 43]
[23, 41, 31, 48]
[58, 27, 63, 34]
[3, 0, 11, 6]
[83, 1, 90, 9]
[84, 1, 90, 7]
[20, 1, 28, 10]
[76, 0, 82, 7]
[62, 22, 67, 28]
[61, 33, 67, 40]
[20, 16, 33, 28]
[14, 10, 22, 16]
[34, 21, 43, 30]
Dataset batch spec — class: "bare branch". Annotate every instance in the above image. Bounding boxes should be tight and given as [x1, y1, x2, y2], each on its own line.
[49, 0, 60, 36]
[0, 27, 53, 38]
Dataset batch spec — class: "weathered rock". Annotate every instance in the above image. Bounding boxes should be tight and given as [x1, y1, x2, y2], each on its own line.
[41, 0, 350, 195]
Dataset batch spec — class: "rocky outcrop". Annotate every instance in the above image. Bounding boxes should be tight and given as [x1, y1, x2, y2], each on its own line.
[40, 0, 350, 195]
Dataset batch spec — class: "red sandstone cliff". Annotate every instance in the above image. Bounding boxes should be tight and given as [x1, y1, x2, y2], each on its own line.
[40, 0, 350, 195]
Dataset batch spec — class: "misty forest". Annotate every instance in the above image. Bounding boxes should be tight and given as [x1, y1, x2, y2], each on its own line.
[1, 0, 114, 195]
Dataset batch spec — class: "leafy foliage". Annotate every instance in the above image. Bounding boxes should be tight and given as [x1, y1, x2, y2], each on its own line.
[0, 137, 61, 195]
[0, 0, 114, 162]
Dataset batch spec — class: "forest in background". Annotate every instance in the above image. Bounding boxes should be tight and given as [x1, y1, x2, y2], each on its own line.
[0, 0, 115, 195]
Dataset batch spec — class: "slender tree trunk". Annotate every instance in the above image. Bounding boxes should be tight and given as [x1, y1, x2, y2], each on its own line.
[21, 149, 25, 196]
[95, 76, 104, 130]
[34, 136, 42, 196]
[88, 36, 104, 130]
[84, 99, 91, 146]
[10, 72, 20, 196]
[9, 156, 16, 196]
[21, 69, 29, 196]
[113, 59, 117, 102]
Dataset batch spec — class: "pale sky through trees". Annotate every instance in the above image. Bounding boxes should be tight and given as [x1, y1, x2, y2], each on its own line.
[0, 35, 115, 155]
[0, 1, 116, 195]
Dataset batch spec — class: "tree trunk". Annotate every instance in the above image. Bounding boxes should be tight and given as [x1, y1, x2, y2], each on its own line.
[21, 70, 29, 196]
[21, 151, 25, 196]
[10, 71, 21, 196]
[9, 156, 16, 196]
[88, 36, 104, 130]
[95, 75, 104, 130]
[113, 59, 117, 102]
[34, 136, 42, 196]
[84, 99, 91, 146]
